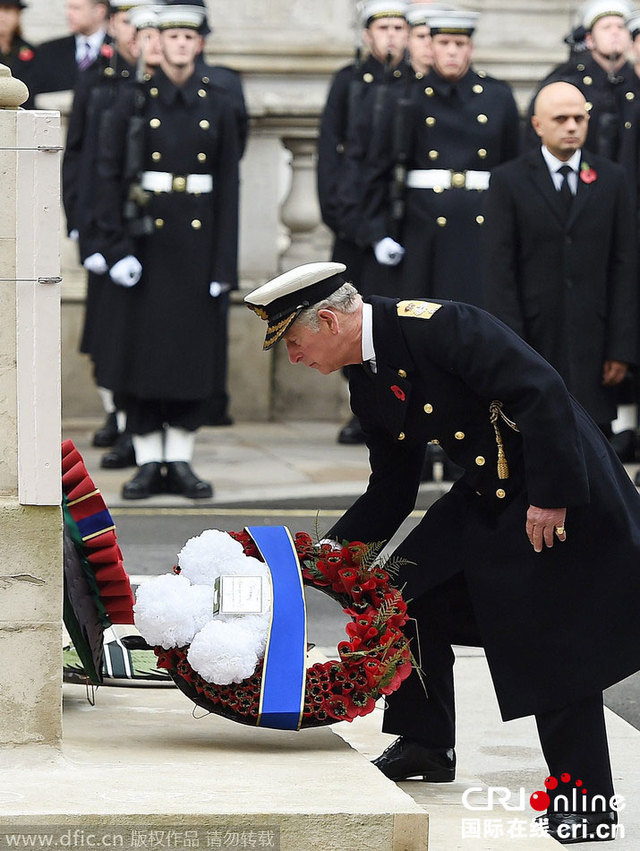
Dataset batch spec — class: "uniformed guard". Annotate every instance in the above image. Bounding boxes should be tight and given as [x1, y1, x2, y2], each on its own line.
[62, 0, 146, 461]
[95, 2, 240, 499]
[245, 261, 640, 845]
[358, 8, 520, 309]
[525, 0, 640, 163]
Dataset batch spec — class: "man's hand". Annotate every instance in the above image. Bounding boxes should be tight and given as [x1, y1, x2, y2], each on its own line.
[110, 255, 142, 287]
[209, 281, 231, 298]
[602, 360, 627, 386]
[83, 252, 108, 275]
[526, 505, 567, 553]
[373, 237, 405, 266]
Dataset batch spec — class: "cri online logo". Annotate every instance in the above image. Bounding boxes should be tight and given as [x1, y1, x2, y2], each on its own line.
[462, 773, 625, 813]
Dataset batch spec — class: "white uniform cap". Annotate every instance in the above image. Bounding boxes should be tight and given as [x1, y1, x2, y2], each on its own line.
[426, 9, 480, 35]
[358, 0, 409, 28]
[581, 0, 632, 29]
[628, 9, 640, 36]
[245, 262, 348, 350]
[128, 4, 164, 30]
[156, 4, 206, 29]
[406, 4, 455, 28]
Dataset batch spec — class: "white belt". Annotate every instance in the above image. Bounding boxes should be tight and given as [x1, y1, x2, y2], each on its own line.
[140, 171, 213, 194]
[406, 169, 490, 191]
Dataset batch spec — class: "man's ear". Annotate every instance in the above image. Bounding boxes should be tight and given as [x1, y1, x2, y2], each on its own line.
[531, 114, 543, 139]
[317, 308, 340, 334]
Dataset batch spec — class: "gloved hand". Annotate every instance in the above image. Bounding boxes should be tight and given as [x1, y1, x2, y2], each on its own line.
[374, 236, 405, 266]
[209, 281, 231, 298]
[110, 255, 142, 287]
[69, 229, 79, 242]
[83, 253, 108, 275]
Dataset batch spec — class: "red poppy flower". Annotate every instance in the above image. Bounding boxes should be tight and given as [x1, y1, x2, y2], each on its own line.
[100, 43, 114, 59]
[18, 47, 34, 62]
[390, 384, 406, 401]
[580, 162, 597, 184]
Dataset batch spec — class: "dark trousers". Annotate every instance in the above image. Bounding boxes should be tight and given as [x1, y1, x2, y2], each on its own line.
[383, 572, 615, 809]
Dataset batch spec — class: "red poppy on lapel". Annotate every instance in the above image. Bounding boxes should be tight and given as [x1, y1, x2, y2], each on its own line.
[18, 47, 34, 62]
[579, 161, 597, 184]
[390, 385, 406, 401]
[100, 43, 114, 59]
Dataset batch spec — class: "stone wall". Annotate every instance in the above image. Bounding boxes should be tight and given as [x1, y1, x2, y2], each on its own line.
[20, 0, 576, 423]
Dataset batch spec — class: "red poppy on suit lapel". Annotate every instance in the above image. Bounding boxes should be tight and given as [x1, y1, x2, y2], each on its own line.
[390, 385, 406, 401]
[18, 47, 34, 62]
[579, 161, 597, 184]
[100, 43, 114, 59]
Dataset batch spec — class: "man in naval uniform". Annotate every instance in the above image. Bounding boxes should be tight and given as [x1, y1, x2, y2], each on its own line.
[63, 0, 144, 466]
[96, 2, 240, 500]
[358, 8, 520, 309]
[317, 0, 410, 445]
[525, 1, 640, 164]
[245, 261, 640, 845]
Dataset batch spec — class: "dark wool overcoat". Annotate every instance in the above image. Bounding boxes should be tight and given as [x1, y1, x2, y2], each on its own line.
[329, 297, 640, 721]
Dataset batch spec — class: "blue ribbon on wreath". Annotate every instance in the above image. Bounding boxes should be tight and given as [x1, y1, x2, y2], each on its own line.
[246, 526, 307, 730]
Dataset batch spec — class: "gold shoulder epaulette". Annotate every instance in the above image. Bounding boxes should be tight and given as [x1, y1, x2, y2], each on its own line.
[396, 300, 442, 320]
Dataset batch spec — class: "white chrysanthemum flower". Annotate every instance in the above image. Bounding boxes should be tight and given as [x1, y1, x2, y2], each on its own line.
[177, 529, 245, 585]
[134, 574, 213, 649]
[187, 620, 260, 684]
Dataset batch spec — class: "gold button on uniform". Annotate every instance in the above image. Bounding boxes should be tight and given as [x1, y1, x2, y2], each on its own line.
[425, 116, 436, 126]
[626, 121, 632, 129]
[585, 101, 593, 111]
[424, 404, 433, 414]
[577, 63, 585, 71]
[477, 113, 488, 124]
[429, 149, 439, 160]
[626, 91, 635, 101]
[197, 152, 207, 163]
[198, 88, 207, 98]
[455, 431, 465, 440]
[122, 69, 129, 78]
[415, 72, 423, 80]
[496, 489, 506, 499]
[473, 84, 483, 94]
[363, 72, 374, 83]
[434, 185, 444, 193]
[451, 172, 465, 188]
[398, 368, 407, 378]
[476, 215, 484, 225]
[151, 151, 161, 162]
[199, 119, 210, 130]
[150, 87, 159, 97]
[202, 76, 210, 84]
[475, 456, 485, 466]
[477, 147, 487, 158]
[150, 118, 161, 128]
[430, 438, 440, 445]
[425, 86, 434, 96]
[398, 432, 405, 441]
[173, 175, 186, 192]
[191, 219, 202, 230]
[154, 218, 164, 228]
[104, 66, 115, 78]
[437, 216, 447, 226]
[583, 76, 592, 85]
[393, 69, 402, 78]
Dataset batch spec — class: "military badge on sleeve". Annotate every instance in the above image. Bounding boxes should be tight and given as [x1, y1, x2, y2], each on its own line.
[396, 300, 442, 319]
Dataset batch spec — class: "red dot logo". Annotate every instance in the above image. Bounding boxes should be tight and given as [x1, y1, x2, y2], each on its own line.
[530, 791, 551, 811]
[561, 772, 571, 783]
[544, 776, 559, 790]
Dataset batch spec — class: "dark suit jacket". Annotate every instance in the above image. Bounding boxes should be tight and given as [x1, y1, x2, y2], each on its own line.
[328, 297, 640, 720]
[482, 148, 638, 425]
[29, 34, 106, 96]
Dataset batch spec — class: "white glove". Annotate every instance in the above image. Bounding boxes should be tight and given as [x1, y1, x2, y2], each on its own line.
[83, 253, 108, 275]
[209, 281, 231, 298]
[69, 229, 79, 242]
[110, 255, 142, 288]
[374, 236, 405, 266]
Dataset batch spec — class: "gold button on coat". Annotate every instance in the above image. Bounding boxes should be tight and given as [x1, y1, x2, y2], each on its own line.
[364, 72, 374, 83]
[150, 118, 161, 128]
[398, 368, 407, 378]
[151, 151, 161, 162]
[198, 88, 207, 98]
[191, 219, 202, 230]
[476, 215, 484, 225]
[398, 432, 405, 441]
[199, 119, 210, 130]
[424, 403, 433, 414]
[477, 148, 487, 158]
[425, 86, 434, 96]
[473, 84, 483, 94]
[393, 69, 401, 78]
[626, 91, 635, 101]
[154, 218, 164, 228]
[437, 216, 447, 226]
[202, 76, 210, 84]
[429, 149, 439, 160]
[583, 76, 592, 85]
[425, 116, 436, 126]
[496, 488, 506, 499]
[455, 431, 465, 440]
[475, 456, 485, 466]
[150, 87, 158, 97]
[197, 152, 207, 163]
[477, 113, 488, 124]
[430, 438, 440, 445]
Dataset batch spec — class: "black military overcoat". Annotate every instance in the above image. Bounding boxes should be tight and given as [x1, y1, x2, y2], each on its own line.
[329, 297, 640, 720]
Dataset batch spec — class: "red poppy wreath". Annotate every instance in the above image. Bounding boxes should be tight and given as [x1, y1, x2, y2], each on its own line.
[134, 527, 414, 729]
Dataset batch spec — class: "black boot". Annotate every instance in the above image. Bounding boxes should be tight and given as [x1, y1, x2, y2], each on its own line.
[337, 415, 366, 445]
[372, 737, 456, 782]
[100, 433, 136, 469]
[92, 412, 118, 447]
[122, 462, 165, 500]
[165, 461, 213, 499]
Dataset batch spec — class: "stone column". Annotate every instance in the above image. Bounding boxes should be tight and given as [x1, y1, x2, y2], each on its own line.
[0, 65, 63, 747]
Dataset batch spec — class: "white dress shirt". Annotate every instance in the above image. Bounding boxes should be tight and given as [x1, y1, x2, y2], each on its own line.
[361, 302, 377, 372]
[540, 145, 581, 195]
[75, 29, 106, 65]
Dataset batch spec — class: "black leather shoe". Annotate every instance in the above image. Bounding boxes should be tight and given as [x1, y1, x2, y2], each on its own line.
[372, 737, 455, 782]
[610, 429, 636, 463]
[536, 811, 618, 844]
[165, 461, 213, 499]
[92, 412, 118, 447]
[122, 462, 165, 500]
[337, 415, 366, 445]
[100, 433, 136, 469]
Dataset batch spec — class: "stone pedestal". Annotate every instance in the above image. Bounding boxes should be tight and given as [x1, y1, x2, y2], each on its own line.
[0, 66, 63, 746]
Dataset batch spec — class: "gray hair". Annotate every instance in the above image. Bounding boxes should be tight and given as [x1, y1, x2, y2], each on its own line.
[295, 282, 361, 332]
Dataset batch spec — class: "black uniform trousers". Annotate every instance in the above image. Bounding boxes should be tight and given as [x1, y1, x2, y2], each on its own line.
[383, 572, 615, 810]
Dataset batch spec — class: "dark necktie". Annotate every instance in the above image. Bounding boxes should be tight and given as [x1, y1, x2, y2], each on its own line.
[557, 164, 574, 215]
[78, 41, 93, 71]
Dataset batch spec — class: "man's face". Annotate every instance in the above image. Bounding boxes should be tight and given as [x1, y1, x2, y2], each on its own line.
[587, 14, 631, 60]
[283, 317, 346, 375]
[65, 0, 106, 36]
[137, 27, 162, 69]
[531, 84, 589, 160]
[160, 27, 202, 68]
[0, 5, 20, 39]
[108, 10, 138, 62]
[408, 24, 432, 74]
[431, 34, 473, 80]
[363, 16, 408, 65]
